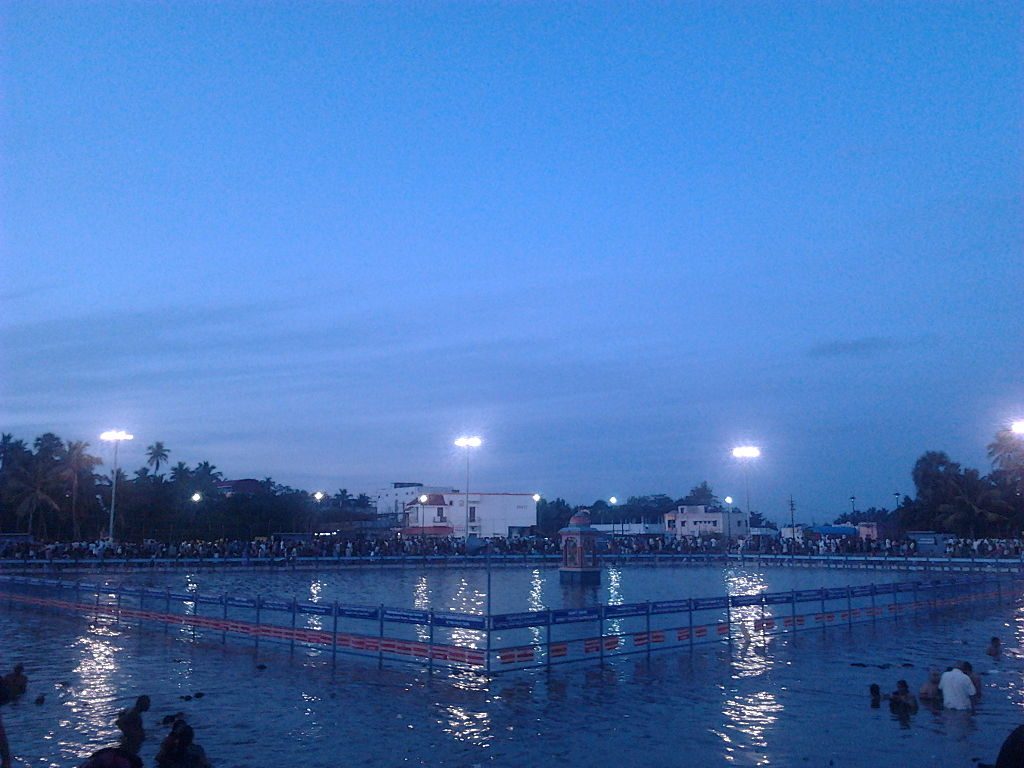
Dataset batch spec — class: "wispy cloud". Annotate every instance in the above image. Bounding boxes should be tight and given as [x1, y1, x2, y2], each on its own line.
[806, 336, 899, 359]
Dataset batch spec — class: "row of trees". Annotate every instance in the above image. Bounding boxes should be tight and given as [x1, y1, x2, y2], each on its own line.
[829, 426, 1024, 539]
[0, 433, 374, 541]
[1, 425, 1022, 542]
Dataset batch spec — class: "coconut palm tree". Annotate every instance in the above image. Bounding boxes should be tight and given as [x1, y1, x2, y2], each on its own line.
[60, 441, 103, 540]
[937, 468, 1011, 539]
[146, 442, 170, 477]
[988, 428, 1024, 495]
[10, 456, 61, 538]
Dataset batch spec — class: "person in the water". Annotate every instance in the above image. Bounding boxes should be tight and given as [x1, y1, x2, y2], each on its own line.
[986, 637, 1002, 659]
[115, 695, 150, 755]
[889, 680, 918, 713]
[918, 668, 941, 704]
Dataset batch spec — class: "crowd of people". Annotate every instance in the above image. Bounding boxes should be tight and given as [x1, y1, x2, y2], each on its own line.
[0, 666, 211, 768]
[2, 532, 1024, 565]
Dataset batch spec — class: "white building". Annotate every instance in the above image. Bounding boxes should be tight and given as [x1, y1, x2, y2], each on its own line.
[592, 522, 665, 536]
[375, 482, 458, 518]
[402, 491, 537, 538]
[663, 505, 749, 541]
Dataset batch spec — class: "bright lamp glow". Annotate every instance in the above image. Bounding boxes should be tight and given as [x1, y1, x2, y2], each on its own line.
[725, 496, 733, 505]
[732, 445, 761, 459]
[313, 491, 324, 501]
[191, 492, 202, 503]
[100, 430, 134, 442]
[609, 496, 618, 505]
[532, 493, 541, 502]
[1012, 420, 1024, 435]
[419, 494, 429, 503]
[454, 436, 483, 448]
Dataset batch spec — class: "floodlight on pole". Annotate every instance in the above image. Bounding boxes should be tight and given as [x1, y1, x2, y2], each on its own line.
[191, 492, 202, 503]
[732, 444, 761, 530]
[313, 491, 324, 502]
[532, 493, 541, 502]
[454, 436, 483, 538]
[100, 430, 134, 541]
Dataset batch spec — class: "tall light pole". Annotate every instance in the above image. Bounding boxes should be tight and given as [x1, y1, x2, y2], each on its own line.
[724, 496, 734, 550]
[454, 436, 482, 539]
[100, 430, 134, 542]
[849, 495, 856, 515]
[732, 445, 761, 526]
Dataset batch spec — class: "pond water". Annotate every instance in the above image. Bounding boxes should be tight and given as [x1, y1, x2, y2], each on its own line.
[1, 565, 1019, 768]
[79, 562, 918, 613]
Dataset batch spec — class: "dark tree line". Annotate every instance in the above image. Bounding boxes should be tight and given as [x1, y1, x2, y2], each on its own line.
[831, 427, 1024, 538]
[0, 433, 373, 541]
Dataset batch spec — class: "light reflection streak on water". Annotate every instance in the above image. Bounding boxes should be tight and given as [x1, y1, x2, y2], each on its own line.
[605, 567, 623, 635]
[306, 580, 324, 631]
[718, 569, 779, 764]
[448, 577, 485, 650]
[413, 576, 431, 642]
[715, 690, 783, 765]
[70, 625, 122, 749]
[1012, 602, 1024, 710]
[528, 569, 544, 645]
[180, 573, 200, 641]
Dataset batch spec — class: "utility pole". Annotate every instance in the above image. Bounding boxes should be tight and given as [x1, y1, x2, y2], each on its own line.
[849, 495, 856, 515]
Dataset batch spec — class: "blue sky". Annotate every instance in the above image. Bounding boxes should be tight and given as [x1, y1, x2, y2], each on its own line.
[1, 2, 1021, 522]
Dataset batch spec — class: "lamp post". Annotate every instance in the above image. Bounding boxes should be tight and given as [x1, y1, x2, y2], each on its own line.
[849, 495, 856, 515]
[724, 496, 734, 551]
[732, 445, 761, 529]
[454, 436, 482, 539]
[100, 430, 134, 542]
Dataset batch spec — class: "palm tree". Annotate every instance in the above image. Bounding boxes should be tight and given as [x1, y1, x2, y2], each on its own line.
[60, 441, 103, 540]
[937, 468, 1011, 539]
[988, 428, 1024, 495]
[169, 462, 191, 484]
[146, 442, 170, 477]
[10, 457, 61, 538]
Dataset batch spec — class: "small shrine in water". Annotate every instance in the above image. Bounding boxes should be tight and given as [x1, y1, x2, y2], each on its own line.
[558, 510, 602, 585]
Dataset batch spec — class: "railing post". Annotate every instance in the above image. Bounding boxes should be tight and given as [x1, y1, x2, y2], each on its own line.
[645, 602, 652, 659]
[869, 585, 876, 624]
[598, 606, 605, 667]
[115, 586, 122, 626]
[221, 593, 228, 645]
[428, 611, 435, 675]
[165, 588, 171, 636]
[378, 604, 384, 670]
[255, 595, 262, 652]
[290, 598, 297, 655]
[331, 601, 339, 668]
[545, 610, 552, 672]
[891, 582, 898, 622]
[688, 601, 695, 650]
[192, 592, 199, 641]
[846, 586, 852, 628]
[790, 590, 797, 633]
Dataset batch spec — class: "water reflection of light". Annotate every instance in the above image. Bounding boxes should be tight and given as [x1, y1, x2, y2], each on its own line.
[71, 625, 122, 742]
[715, 690, 783, 764]
[605, 567, 624, 634]
[414, 576, 431, 642]
[440, 704, 492, 746]
[529, 570, 545, 645]
[448, 577, 486, 650]
[724, 570, 774, 679]
[306, 580, 325, 632]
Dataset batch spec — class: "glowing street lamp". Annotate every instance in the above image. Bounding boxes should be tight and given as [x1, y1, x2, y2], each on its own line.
[724, 496, 734, 544]
[191, 492, 202, 503]
[454, 436, 483, 537]
[1012, 420, 1024, 435]
[313, 491, 325, 502]
[100, 430, 134, 541]
[532, 493, 541, 503]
